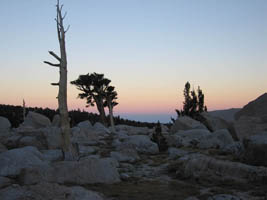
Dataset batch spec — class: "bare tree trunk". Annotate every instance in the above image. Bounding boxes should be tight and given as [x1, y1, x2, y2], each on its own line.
[108, 102, 115, 133]
[95, 98, 107, 126]
[44, 0, 75, 161]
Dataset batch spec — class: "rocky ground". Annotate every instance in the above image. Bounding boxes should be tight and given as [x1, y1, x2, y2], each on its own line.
[1, 99, 267, 200]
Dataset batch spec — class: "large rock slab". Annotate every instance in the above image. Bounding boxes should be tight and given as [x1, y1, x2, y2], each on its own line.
[235, 93, 267, 120]
[22, 111, 51, 129]
[197, 129, 234, 149]
[175, 153, 267, 184]
[167, 129, 234, 150]
[200, 112, 229, 132]
[234, 93, 267, 140]
[234, 116, 267, 140]
[118, 135, 159, 154]
[209, 108, 241, 122]
[21, 157, 120, 185]
[77, 120, 93, 132]
[0, 182, 106, 200]
[0, 146, 46, 177]
[170, 116, 207, 133]
[243, 133, 267, 167]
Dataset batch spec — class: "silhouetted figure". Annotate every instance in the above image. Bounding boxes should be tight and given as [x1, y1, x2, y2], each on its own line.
[152, 121, 168, 152]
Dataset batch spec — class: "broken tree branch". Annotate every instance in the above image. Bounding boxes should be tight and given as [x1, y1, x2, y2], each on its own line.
[48, 51, 61, 61]
[51, 82, 59, 86]
[64, 25, 70, 33]
[44, 61, 60, 67]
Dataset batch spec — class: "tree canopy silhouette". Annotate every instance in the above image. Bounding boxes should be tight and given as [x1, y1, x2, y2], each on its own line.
[175, 81, 207, 120]
[71, 72, 118, 128]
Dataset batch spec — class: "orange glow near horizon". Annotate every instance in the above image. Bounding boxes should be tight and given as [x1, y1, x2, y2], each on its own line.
[1, 87, 262, 115]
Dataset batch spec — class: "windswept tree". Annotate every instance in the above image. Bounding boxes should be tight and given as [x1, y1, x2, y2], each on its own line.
[44, 0, 75, 160]
[176, 81, 207, 119]
[182, 81, 191, 116]
[104, 86, 118, 132]
[71, 73, 118, 127]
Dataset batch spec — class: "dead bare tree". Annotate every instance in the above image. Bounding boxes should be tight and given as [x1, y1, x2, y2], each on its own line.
[44, 0, 75, 160]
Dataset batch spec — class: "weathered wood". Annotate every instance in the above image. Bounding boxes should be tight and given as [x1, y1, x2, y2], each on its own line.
[44, 0, 76, 160]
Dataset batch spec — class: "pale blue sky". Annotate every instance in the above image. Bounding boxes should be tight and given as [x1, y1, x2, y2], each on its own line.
[0, 0, 266, 123]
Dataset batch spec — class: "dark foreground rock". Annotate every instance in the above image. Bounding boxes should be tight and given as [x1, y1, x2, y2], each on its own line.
[0, 182, 106, 200]
[21, 157, 120, 185]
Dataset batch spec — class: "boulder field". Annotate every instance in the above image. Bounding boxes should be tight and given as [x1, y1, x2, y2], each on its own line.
[0, 107, 267, 199]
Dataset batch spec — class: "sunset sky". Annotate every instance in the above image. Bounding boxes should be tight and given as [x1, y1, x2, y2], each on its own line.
[0, 0, 266, 122]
